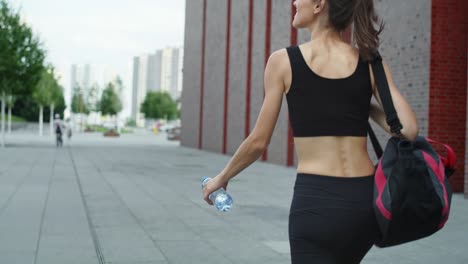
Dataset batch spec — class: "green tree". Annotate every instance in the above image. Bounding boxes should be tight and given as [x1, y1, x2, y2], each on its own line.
[126, 118, 136, 127]
[11, 93, 64, 123]
[70, 85, 88, 132]
[33, 67, 60, 136]
[86, 83, 100, 125]
[100, 80, 122, 132]
[51, 86, 66, 120]
[140, 91, 178, 120]
[48, 82, 65, 136]
[87, 83, 100, 112]
[11, 95, 38, 121]
[0, 0, 45, 145]
[100, 81, 122, 117]
[71, 86, 89, 114]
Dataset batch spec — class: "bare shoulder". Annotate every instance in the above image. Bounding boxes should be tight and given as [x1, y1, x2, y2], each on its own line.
[265, 48, 291, 94]
[266, 48, 290, 72]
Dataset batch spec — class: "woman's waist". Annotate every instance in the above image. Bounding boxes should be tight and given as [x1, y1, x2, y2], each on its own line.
[292, 172, 375, 205]
[295, 154, 375, 177]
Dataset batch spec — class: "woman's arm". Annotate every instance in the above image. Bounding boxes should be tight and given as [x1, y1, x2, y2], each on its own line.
[217, 49, 287, 182]
[369, 60, 420, 141]
[203, 49, 288, 204]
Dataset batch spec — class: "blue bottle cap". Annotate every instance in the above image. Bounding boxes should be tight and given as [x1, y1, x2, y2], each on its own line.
[201, 177, 210, 187]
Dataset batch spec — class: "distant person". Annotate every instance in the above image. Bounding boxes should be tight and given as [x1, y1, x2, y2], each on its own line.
[202, 0, 419, 263]
[53, 114, 65, 147]
[66, 119, 72, 141]
[67, 125, 72, 141]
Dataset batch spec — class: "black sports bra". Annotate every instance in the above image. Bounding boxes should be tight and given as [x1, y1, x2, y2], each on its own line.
[285, 45, 372, 137]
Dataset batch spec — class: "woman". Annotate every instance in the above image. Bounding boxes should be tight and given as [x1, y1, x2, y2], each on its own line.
[202, 0, 419, 263]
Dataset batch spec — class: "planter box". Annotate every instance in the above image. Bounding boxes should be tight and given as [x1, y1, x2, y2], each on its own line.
[103, 130, 120, 137]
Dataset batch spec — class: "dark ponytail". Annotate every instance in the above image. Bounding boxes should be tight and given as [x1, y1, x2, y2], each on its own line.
[351, 0, 384, 61]
[327, 0, 384, 61]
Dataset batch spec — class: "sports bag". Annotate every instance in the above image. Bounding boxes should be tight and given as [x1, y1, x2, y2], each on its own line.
[367, 52, 456, 248]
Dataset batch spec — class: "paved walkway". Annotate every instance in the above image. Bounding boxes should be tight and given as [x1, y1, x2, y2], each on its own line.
[0, 131, 466, 264]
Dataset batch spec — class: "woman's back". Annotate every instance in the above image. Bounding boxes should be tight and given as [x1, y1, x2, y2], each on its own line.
[283, 41, 376, 177]
[203, 1, 419, 262]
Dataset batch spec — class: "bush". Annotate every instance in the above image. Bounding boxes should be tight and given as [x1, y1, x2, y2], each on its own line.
[11, 115, 26, 123]
[84, 126, 95, 132]
[103, 129, 120, 137]
[121, 128, 133, 134]
[126, 118, 136, 127]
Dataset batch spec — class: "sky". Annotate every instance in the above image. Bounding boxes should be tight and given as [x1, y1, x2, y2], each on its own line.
[9, 0, 186, 118]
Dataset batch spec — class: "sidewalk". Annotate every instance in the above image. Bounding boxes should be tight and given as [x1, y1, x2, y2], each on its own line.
[0, 132, 466, 264]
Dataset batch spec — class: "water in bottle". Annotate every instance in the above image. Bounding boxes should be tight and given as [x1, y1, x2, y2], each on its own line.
[201, 177, 233, 212]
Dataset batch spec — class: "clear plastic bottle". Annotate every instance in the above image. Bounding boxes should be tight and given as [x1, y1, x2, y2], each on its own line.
[201, 177, 233, 212]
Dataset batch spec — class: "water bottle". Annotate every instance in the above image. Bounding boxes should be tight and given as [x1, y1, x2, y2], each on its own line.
[201, 177, 233, 212]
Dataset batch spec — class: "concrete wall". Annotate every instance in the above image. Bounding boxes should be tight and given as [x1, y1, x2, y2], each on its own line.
[375, 0, 432, 136]
[180, 0, 466, 194]
[249, 0, 266, 159]
[201, 0, 228, 153]
[250, 0, 277, 164]
[227, 0, 249, 155]
[265, 0, 291, 165]
[365, 0, 432, 162]
[181, 0, 431, 163]
[180, 0, 203, 149]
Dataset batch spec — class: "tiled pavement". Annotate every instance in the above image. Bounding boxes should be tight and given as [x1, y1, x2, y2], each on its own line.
[0, 131, 466, 264]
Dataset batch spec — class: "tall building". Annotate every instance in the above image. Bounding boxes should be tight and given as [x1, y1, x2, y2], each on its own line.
[131, 57, 140, 124]
[70, 64, 94, 120]
[71, 64, 92, 95]
[168, 48, 184, 100]
[131, 47, 184, 126]
[143, 47, 183, 99]
[160, 47, 183, 100]
[147, 50, 162, 92]
[131, 55, 149, 127]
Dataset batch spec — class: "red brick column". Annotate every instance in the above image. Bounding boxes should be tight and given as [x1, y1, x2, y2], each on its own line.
[198, 0, 207, 149]
[222, 0, 232, 154]
[430, 0, 468, 193]
[465, 7, 468, 198]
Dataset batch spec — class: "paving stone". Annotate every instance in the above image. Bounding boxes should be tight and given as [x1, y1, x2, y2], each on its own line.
[0, 132, 466, 263]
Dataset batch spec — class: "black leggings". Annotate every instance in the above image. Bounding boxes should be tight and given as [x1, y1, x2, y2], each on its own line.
[289, 173, 380, 264]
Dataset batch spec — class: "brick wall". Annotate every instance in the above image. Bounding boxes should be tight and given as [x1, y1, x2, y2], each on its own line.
[430, 0, 467, 193]
[180, 1, 468, 194]
[364, 1, 432, 165]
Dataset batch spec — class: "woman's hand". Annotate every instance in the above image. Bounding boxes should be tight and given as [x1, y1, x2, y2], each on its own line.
[202, 176, 229, 205]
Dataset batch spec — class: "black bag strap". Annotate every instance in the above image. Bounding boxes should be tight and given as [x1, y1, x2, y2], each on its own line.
[368, 121, 383, 159]
[370, 52, 404, 135]
[367, 51, 404, 159]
